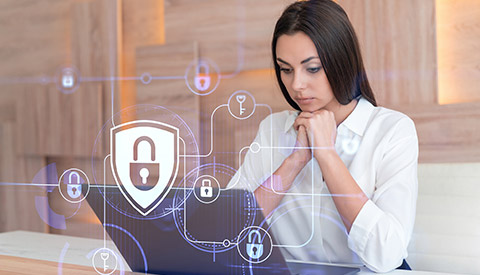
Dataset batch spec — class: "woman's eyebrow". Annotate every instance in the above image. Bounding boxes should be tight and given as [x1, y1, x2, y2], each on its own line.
[277, 56, 320, 66]
[277, 58, 291, 66]
[300, 56, 320, 64]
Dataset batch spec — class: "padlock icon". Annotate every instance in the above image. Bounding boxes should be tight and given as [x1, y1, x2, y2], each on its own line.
[200, 179, 213, 198]
[194, 61, 211, 91]
[62, 71, 75, 88]
[246, 230, 264, 259]
[67, 171, 82, 199]
[129, 136, 160, 190]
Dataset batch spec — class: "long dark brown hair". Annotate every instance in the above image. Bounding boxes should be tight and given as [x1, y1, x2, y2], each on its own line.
[272, 0, 377, 110]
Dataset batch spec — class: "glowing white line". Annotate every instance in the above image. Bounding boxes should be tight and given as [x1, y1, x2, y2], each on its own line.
[272, 150, 315, 248]
[180, 137, 225, 246]
[151, 76, 185, 80]
[103, 154, 111, 249]
[107, 8, 116, 129]
[222, 146, 250, 191]
[0, 183, 58, 186]
[261, 146, 334, 150]
[79, 76, 140, 82]
[181, 104, 227, 158]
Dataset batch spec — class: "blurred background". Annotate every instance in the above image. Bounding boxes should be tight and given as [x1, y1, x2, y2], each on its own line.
[0, 0, 479, 274]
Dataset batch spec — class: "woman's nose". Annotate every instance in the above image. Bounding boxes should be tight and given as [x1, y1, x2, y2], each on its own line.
[291, 72, 306, 91]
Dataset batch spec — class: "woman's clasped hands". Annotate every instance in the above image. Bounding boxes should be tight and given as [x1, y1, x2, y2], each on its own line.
[292, 110, 337, 164]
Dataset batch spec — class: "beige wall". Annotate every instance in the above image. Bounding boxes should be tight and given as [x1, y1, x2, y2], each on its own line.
[436, 0, 480, 105]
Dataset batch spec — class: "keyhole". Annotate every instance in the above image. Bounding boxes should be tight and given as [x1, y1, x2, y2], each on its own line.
[140, 168, 149, 184]
[200, 79, 205, 87]
[72, 187, 77, 195]
[252, 247, 257, 255]
[204, 189, 209, 196]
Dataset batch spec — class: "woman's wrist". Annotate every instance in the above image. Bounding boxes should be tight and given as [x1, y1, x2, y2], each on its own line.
[287, 151, 310, 171]
[313, 148, 338, 168]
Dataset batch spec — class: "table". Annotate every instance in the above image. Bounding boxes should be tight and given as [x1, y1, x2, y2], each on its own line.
[0, 231, 459, 275]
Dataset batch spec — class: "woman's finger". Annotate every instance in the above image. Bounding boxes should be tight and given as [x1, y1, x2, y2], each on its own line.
[296, 125, 310, 147]
[294, 117, 309, 131]
[297, 112, 313, 118]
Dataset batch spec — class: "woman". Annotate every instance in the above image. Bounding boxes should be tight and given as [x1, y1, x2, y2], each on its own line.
[230, 0, 418, 272]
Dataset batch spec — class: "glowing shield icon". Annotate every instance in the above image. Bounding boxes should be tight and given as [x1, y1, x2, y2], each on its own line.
[111, 120, 179, 216]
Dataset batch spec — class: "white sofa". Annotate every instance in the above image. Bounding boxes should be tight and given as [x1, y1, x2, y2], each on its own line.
[407, 163, 480, 274]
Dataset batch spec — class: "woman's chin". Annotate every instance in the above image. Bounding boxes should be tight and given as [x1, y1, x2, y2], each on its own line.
[299, 105, 323, 113]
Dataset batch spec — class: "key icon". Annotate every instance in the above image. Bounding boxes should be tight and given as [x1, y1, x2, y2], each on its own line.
[101, 252, 109, 272]
[236, 95, 246, 115]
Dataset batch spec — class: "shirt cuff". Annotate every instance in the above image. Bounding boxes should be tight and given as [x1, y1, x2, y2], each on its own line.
[347, 200, 384, 254]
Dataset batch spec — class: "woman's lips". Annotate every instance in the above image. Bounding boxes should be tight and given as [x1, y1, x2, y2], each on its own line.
[296, 97, 315, 105]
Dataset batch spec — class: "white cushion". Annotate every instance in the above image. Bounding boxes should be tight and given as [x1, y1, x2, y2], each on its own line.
[407, 163, 480, 274]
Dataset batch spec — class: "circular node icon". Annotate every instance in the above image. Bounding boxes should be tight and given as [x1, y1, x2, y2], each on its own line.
[55, 66, 80, 94]
[236, 226, 273, 264]
[92, 248, 118, 275]
[185, 58, 220, 96]
[140, 72, 152, 84]
[223, 239, 231, 247]
[342, 138, 359, 155]
[193, 175, 221, 204]
[227, 90, 256, 120]
[250, 142, 261, 153]
[58, 168, 90, 203]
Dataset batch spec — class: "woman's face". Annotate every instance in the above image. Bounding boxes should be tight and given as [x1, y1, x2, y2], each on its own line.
[276, 32, 337, 113]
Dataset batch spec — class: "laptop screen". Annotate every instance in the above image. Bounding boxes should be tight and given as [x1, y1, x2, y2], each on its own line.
[86, 185, 360, 274]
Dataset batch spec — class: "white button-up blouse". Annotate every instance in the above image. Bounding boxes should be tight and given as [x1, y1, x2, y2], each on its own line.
[228, 97, 419, 272]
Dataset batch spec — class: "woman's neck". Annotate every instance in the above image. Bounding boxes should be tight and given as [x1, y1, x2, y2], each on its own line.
[330, 99, 358, 126]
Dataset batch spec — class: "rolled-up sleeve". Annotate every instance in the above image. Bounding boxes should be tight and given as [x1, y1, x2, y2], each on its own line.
[347, 117, 419, 273]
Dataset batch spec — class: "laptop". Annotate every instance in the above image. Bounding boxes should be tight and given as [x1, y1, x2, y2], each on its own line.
[86, 185, 361, 274]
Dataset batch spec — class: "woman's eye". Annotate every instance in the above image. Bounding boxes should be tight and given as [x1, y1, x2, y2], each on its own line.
[307, 67, 322, 73]
[280, 68, 292, 74]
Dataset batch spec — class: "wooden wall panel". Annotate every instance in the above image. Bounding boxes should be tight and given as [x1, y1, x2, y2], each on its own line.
[17, 83, 103, 157]
[136, 42, 200, 110]
[394, 102, 480, 163]
[0, 0, 72, 77]
[163, 0, 291, 73]
[71, 0, 121, 155]
[16, 0, 121, 158]
[0, 0, 60, 232]
[0, 0, 123, 235]
[338, 0, 438, 108]
[122, 0, 165, 48]
[437, 0, 480, 105]
[120, 0, 165, 113]
[0, 119, 47, 233]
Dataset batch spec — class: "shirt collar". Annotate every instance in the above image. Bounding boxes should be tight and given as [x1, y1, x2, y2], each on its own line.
[283, 97, 374, 136]
[339, 97, 374, 137]
[284, 110, 299, 133]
